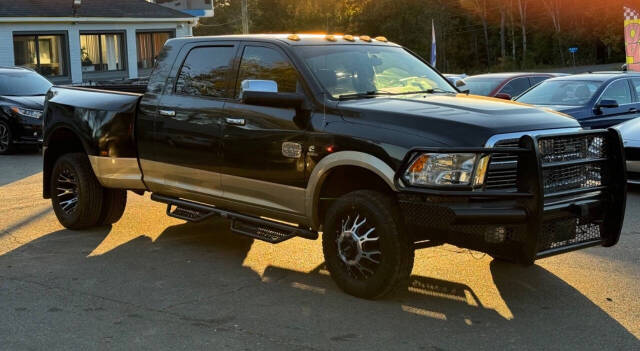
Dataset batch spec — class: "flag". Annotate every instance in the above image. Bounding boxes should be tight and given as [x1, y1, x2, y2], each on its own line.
[431, 20, 437, 67]
[624, 5, 640, 71]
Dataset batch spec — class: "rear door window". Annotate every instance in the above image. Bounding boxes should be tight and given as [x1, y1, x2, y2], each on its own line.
[631, 79, 640, 101]
[599, 79, 632, 105]
[529, 76, 549, 86]
[175, 46, 236, 98]
[499, 77, 531, 97]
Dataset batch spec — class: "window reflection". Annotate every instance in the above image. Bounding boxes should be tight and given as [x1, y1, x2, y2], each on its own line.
[236, 46, 298, 98]
[175, 46, 235, 98]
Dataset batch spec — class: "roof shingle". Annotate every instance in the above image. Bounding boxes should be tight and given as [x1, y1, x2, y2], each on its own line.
[0, 0, 194, 18]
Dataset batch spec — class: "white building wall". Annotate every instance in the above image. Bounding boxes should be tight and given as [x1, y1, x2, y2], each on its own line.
[0, 20, 193, 83]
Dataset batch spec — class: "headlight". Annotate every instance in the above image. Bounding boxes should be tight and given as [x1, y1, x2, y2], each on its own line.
[10, 106, 43, 119]
[403, 153, 490, 187]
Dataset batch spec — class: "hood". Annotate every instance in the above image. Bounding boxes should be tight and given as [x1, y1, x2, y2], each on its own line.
[0, 95, 46, 110]
[338, 94, 581, 147]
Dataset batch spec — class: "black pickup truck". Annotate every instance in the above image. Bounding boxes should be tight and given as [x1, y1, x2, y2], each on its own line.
[43, 34, 627, 299]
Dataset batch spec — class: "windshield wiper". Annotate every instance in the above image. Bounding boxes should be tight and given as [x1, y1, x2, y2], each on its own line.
[338, 90, 395, 100]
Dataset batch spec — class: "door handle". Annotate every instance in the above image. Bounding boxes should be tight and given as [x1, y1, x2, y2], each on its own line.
[629, 108, 638, 113]
[225, 117, 245, 126]
[159, 110, 176, 117]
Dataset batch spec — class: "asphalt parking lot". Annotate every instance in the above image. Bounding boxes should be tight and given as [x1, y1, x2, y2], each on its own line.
[1, 153, 639, 350]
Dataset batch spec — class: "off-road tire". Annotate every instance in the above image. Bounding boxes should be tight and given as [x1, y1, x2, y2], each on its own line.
[0, 121, 14, 155]
[50, 153, 104, 229]
[97, 189, 127, 225]
[322, 190, 414, 299]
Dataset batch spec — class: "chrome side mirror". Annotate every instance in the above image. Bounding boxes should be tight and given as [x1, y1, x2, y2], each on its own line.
[240, 79, 278, 98]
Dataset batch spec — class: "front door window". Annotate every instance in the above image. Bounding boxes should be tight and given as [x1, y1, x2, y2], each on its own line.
[235, 46, 299, 98]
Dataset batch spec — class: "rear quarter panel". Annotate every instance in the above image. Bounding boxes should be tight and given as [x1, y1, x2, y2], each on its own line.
[44, 86, 142, 158]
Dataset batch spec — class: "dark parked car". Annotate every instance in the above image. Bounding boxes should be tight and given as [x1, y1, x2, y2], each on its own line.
[0, 66, 51, 154]
[461, 73, 561, 100]
[516, 72, 640, 129]
[615, 117, 640, 184]
[42, 34, 626, 299]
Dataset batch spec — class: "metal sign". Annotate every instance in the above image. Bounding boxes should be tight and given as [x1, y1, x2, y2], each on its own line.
[568, 47, 579, 53]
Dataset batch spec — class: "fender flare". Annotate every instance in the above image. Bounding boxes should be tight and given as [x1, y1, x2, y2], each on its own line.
[305, 151, 397, 229]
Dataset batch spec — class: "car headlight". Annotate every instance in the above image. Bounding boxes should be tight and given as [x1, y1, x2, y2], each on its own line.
[10, 106, 43, 119]
[403, 153, 490, 187]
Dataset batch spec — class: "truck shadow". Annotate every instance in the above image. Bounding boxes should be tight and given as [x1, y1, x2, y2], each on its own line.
[1, 218, 638, 349]
[0, 152, 42, 187]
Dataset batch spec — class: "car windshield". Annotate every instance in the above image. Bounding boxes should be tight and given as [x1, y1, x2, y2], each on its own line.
[461, 77, 503, 96]
[0, 70, 53, 96]
[517, 80, 601, 106]
[294, 45, 455, 99]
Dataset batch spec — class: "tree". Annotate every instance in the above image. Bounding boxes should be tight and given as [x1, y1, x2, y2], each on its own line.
[461, 0, 491, 69]
[541, 0, 565, 65]
[516, 0, 528, 68]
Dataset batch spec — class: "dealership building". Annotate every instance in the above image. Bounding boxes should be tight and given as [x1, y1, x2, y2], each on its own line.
[0, 0, 213, 84]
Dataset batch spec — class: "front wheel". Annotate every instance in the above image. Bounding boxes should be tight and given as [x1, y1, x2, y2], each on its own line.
[0, 121, 14, 155]
[322, 190, 414, 299]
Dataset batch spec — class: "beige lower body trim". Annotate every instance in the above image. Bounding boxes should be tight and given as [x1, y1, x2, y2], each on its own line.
[138, 152, 397, 230]
[140, 159, 223, 198]
[628, 160, 640, 173]
[88, 156, 146, 189]
[140, 159, 308, 224]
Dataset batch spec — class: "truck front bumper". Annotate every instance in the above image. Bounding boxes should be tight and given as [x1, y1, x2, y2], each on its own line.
[395, 129, 627, 264]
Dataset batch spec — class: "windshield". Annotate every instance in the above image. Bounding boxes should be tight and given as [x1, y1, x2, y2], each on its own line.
[461, 77, 503, 96]
[517, 80, 601, 106]
[294, 45, 455, 98]
[0, 70, 52, 96]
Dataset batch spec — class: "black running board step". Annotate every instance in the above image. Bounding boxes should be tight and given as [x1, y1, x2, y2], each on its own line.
[151, 193, 318, 242]
[231, 219, 295, 243]
[166, 203, 215, 222]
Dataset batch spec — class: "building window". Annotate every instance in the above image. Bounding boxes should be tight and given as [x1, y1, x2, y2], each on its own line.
[80, 33, 125, 72]
[136, 32, 171, 70]
[13, 34, 67, 77]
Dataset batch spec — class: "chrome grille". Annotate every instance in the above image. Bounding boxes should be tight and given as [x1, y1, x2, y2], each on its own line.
[538, 135, 607, 163]
[484, 139, 519, 191]
[542, 163, 602, 194]
[538, 134, 607, 195]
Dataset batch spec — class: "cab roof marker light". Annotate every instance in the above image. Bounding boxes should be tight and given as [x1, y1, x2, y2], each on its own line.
[374, 36, 388, 42]
[287, 34, 301, 41]
[325, 35, 337, 42]
[343, 34, 355, 42]
[359, 35, 372, 42]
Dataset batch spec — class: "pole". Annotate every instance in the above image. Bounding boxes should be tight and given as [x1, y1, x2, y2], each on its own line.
[241, 0, 249, 34]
